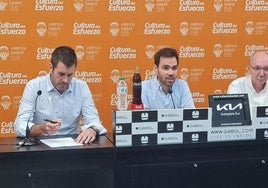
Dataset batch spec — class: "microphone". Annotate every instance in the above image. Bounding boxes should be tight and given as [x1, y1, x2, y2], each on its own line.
[168, 89, 175, 109]
[19, 90, 42, 146]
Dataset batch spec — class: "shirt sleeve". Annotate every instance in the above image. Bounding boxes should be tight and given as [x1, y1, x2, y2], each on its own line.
[14, 79, 39, 137]
[141, 80, 150, 109]
[227, 80, 243, 94]
[180, 81, 195, 108]
[79, 82, 107, 135]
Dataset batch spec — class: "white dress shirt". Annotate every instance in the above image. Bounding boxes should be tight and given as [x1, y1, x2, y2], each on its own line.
[227, 75, 268, 108]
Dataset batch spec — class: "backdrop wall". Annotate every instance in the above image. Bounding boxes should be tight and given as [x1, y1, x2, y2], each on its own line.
[1, 0, 268, 137]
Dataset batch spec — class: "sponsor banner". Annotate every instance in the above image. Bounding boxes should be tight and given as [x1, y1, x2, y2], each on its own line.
[1, 1, 268, 137]
[207, 126, 255, 142]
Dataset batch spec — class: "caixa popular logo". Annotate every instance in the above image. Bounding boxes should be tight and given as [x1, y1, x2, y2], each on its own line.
[216, 103, 243, 111]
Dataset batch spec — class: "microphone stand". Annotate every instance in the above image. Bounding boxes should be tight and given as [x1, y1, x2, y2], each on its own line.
[19, 90, 42, 146]
[168, 89, 176, 109]
[19, 122, 40, 146]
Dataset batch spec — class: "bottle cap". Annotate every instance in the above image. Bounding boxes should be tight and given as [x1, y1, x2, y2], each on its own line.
[135, 66, 140, 73]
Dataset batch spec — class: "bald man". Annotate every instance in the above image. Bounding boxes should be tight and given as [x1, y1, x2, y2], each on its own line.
[227, 51, 268, 108]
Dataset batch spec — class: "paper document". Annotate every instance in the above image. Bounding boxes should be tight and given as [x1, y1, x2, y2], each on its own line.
[40, 137, 83, 148]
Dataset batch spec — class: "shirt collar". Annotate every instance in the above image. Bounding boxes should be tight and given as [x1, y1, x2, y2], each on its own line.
[153, 76, 167, 93]
[45, 74, 73, 94]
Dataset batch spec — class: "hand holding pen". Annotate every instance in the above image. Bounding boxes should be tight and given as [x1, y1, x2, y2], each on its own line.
[43, 118, 61, 135]
[44, 119, 58, 124]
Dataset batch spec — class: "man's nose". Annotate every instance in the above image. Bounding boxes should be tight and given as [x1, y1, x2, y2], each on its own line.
[62, 75, 68, 83]
[168, 68, 174, 74]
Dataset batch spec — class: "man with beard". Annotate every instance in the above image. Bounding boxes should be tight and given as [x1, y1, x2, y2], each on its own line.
[14, 46, 106, 144]
[227, 51, 268, 108]
[141, 47, 195, 109]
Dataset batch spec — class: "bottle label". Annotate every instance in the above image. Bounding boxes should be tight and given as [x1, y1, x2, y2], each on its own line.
[133, 82, 141, 87]
[117, 87, 127, 93]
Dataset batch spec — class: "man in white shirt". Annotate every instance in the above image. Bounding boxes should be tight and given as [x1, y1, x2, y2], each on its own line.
[227, 51, 268, 108]
[14, 46, 106, 144]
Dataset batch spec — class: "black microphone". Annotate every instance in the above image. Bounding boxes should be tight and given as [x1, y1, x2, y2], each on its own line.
[19, 90, 42, 146]
[168, 89, 175, 109]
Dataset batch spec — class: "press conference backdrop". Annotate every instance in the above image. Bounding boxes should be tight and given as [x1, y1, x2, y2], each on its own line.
[0, 1, 268, 137]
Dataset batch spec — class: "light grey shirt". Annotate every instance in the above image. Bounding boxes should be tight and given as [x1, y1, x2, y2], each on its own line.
[141, 77, 195, 109]
[14, 74, 106, 137]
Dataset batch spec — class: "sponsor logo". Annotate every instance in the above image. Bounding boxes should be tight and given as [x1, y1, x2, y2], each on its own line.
[0, 46, 9, 61]
[0, 22, 26, 35]
[75, 71, 102, 83]
[108, 0, 136, 11]
[144, 69, 155, 80]
[73, 22, 101, 35]
[144, 22, 171, 35]
[36, 22, 47, 36]
[141, 113, 149, 120]
[36, 47, 54, 60]
[192, 133, 199, 141]
[179, 0, 205, 11]
[179, 21, 204, 36]
[0, 0, 8, 11]
[179, 46, 205, 58]
[141, 136, 149, 144]
[212, 68, 237, 80]
[116, 125, 123, 133]
[35, 0, 64, 11]
[0, 72, 28, 85]
[145, 45, 155, 59]
[192, 92, 205, 103]
[1, 95, 11, 110]
[214, 43, 237, 58]
[1, 121, 14, 134]
[245, 0, 268, 11]
[111, 69, 120, 84]
[212, 22, 238, 34]
[217, 103, 243, 111]
[145, 0, 155, 12]
[244, 45, 268, 56]
[145, 0, 170, 12]
[73, 0, 84, 11]
[36, 21, 64, 37]
[75, 45, 85, 60]
[109, 47, 136, 59]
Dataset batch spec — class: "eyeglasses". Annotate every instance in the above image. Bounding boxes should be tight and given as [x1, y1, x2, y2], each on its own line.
[249, 65, 268, 73]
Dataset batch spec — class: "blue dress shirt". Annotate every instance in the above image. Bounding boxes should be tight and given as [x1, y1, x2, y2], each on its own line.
[141, 77, 195, 109]
[14, 74, 106, 137]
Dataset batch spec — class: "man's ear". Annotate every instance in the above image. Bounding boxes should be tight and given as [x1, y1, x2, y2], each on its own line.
[49, 63, 52, 71]
[153, 65, 158, 75]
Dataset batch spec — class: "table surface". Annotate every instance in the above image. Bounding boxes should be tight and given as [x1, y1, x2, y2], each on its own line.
[0, 134, 114, 153]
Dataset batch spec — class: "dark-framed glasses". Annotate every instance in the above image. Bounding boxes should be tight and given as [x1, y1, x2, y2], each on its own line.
[249, 65, 268, 73]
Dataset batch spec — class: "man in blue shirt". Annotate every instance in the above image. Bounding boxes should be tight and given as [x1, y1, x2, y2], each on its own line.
[14, 46, 106, 144]
[141, 47, 195, 109]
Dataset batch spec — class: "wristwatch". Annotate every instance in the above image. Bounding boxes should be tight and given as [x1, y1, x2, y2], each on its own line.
[90, 126, 99, 136]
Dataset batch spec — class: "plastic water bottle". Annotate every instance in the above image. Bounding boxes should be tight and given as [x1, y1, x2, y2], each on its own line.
[117, 77, 128, 110]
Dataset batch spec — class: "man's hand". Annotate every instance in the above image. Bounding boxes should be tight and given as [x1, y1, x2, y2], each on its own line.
[43, 121, 61, 135]
[75, 127, 98, 144]
[30, 120, 61, 137]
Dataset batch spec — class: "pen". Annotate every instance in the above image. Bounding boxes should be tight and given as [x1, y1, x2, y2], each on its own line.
[43, 119, 57, 124]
